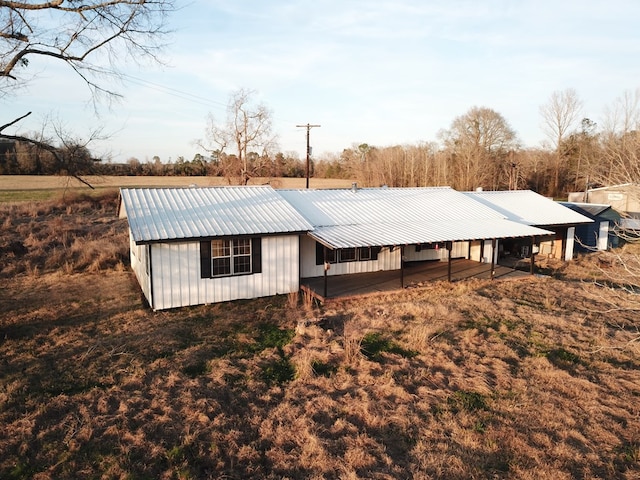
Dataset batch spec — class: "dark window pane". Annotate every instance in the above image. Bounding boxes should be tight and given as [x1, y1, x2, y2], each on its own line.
[234, 238, 251, 255]
[358, 247, 372, 260]
[234, 255, 251, 274]
[212, 257, 231, 276]
[340, 248, 356, 262]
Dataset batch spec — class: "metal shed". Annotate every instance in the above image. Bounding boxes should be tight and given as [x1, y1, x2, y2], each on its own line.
[559, 202, 621, 252]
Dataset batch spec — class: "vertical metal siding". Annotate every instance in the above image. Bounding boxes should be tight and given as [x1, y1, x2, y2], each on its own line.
[150, 236, 300, 310]
[565, 227, 575, 260]
[129, 230, 152, 306]
[469, 241, 482, 262]
[597, 221, 609, 251]
[451, 241, 469, 259]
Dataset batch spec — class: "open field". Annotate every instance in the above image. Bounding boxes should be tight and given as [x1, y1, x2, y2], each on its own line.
[0, 175, 355, 202]
[1, 193, 640, 479]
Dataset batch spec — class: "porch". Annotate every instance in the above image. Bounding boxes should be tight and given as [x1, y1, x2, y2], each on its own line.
[300, 258, 531, 302]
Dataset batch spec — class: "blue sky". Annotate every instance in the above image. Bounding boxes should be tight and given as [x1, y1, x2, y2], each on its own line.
[3, 0, 640, 163]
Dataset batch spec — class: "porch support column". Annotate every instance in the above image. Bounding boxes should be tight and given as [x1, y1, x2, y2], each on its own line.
[400, 246, 404, 288]
[479, 239, 485, 263]
[447, 241, 453, 282]
[530, 236, 536, 275]
[323, 246, 328, 298]
[490, 238, 496, 280]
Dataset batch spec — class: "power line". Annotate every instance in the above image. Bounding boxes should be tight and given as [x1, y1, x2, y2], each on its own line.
[296, 123, 321, 188]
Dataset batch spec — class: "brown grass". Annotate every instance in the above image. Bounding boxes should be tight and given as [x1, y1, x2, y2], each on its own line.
[0, 175, 354, 191]
[1, 196, 639, 479]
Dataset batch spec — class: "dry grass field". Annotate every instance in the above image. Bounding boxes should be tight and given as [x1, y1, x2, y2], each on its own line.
[0, 175, 355, 202]
[1, 192, 640, 479]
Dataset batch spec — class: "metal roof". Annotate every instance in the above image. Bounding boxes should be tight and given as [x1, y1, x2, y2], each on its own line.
[465, 190, 593, 226]
[277, 187, 505, 226]
[119, 186, 313, 244]
[278, 187, 553, 249]
[559, 202, 613, 217]
[309, 219, 552, 249]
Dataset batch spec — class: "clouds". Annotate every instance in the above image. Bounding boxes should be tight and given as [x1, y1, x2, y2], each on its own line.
[2, 0, 640, 162]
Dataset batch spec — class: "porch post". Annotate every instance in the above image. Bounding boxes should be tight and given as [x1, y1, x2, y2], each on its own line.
[400, 246, 404, 288]
[490, 238, 496, 280]
[530, 236, 536, 275]
[480, 239, 485, 263]
[447, 241, 452, 282]
[323, 246, 328, 298]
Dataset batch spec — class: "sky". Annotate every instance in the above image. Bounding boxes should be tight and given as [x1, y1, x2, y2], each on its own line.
[3, 0, 640, 164]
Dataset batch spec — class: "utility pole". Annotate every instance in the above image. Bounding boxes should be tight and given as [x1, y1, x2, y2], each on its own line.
[296, 123, 321, 188]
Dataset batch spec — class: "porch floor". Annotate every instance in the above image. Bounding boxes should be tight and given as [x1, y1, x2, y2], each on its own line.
[300, 258, 531, 302]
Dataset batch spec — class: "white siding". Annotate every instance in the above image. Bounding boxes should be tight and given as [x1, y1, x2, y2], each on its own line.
[404, 242, 469, 262]
[299, 235, 400, 278]
[129, 230, 152, 305]
[451, 241, 469, 259]
[597, 221, 609, 251]
[469, 240, 482, 262]
[565, 227, 575, 260]
[404, 245, 445, 262]
[148, 235, 300, 310]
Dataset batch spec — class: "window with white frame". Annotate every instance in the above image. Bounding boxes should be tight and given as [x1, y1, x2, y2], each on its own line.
[201, 238, 261, 278]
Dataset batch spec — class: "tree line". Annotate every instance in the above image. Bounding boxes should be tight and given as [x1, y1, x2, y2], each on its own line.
[6, 87, 638, 199]
[1, 3, 638, 199]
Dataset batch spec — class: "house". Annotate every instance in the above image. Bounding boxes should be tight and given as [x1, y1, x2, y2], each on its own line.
[118, 186, 313, 310]
[559, 202, 621, 252]
[278, 186, 553, 282]
[119, 185, 590, 310]
[464, 190, 593, 261]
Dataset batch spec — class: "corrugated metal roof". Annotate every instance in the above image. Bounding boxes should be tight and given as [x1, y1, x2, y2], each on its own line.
[277, 187, 506, 227]
[310, 219, 553, 249]
[559, 202, 612, 217]
[465, 190, 593, 226]
[278, 187, 553, 249]
[120, 186, 313, 244]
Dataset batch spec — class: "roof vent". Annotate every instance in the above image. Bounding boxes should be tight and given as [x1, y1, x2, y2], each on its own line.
[351, 182, 358, 193]
[475, 187, 483, 192]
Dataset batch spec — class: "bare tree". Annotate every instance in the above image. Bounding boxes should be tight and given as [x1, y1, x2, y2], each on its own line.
[597, 89, 640, 187]
[199, 88, 277, 185]
[438, 106, 519, 191]
[539, 89, 583, 196]
[0, 0, 176, 183]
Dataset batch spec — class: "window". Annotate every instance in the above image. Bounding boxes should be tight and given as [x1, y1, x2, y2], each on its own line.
[340, 248, 357, 262]
[212, 239, 232, 276]
[200, 238, 261, 278]
[315, 242, 381, 265]
[358, 246, 372, 261]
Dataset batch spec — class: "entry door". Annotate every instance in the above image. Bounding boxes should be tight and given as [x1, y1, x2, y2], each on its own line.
[597, 221, 609, 250]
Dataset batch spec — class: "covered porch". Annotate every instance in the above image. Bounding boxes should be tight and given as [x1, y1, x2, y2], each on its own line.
[300, 258, 531, 302]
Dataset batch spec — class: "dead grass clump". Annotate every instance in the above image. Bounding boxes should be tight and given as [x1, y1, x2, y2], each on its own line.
[0, 191, 127, 277]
